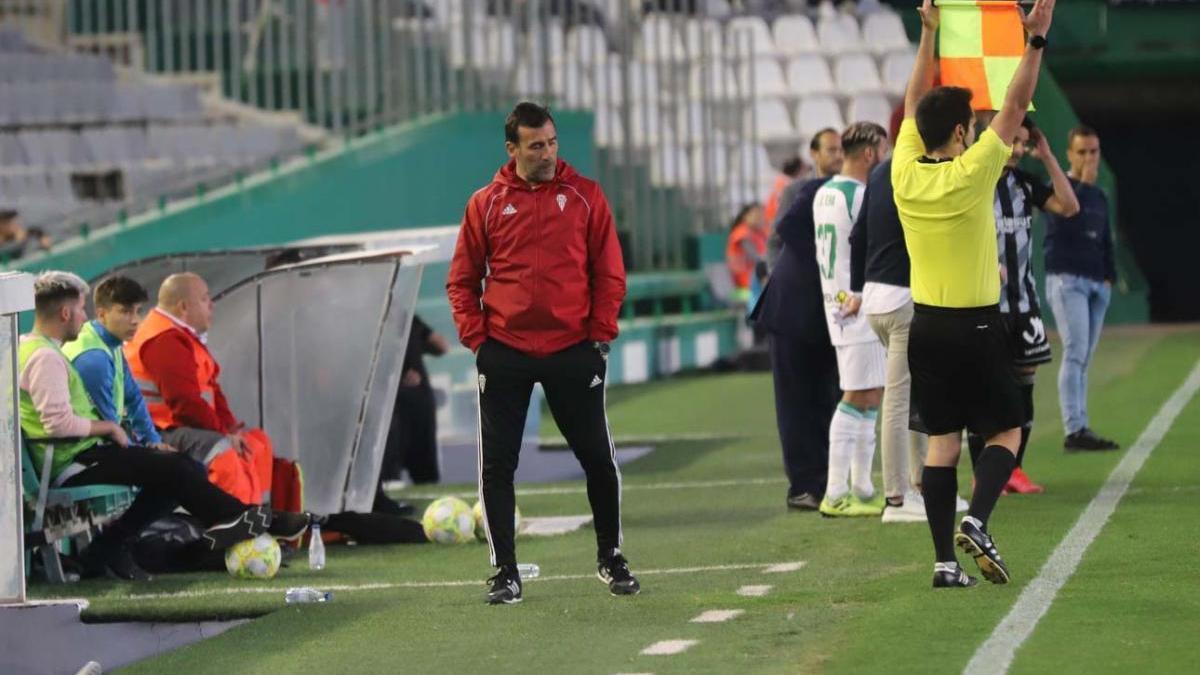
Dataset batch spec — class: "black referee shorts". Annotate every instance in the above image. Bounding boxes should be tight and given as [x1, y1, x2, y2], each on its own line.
[908, 303, 1025, 439]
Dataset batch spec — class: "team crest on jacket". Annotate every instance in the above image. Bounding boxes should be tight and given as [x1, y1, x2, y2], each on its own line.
[478, 373, 486, 394]
[556, 194, 567, 212]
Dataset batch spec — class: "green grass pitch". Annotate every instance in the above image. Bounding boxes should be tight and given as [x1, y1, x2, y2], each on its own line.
[28, 326, 1200, 674]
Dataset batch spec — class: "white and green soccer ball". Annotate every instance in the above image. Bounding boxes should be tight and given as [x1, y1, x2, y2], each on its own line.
[421, 496, 476, 544]
[472, 500, 521, 542]
[224, 534, 282, 579]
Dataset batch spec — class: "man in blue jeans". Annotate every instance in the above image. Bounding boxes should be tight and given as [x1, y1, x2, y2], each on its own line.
[1044, 125, 1120, 452]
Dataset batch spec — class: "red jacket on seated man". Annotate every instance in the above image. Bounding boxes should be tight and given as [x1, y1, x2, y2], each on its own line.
[125, 273, 296, 508]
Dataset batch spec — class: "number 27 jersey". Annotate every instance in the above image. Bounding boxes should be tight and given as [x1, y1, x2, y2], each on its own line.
[813, 176, 875, 345]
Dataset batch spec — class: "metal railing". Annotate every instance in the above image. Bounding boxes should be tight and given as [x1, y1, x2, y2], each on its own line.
[5, 1, 786, 271]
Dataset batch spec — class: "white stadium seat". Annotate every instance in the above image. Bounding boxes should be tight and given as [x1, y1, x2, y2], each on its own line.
[796, 96, 846, 138]
[725, 15, 776, 58]
[833, 53, 884, 95]
[638, 15, 688, 62]
[772, 14, 820, 57]
[688, 62, 741, 100]
[846, 93, 893, 129]
[744, 99, 798, 142]
[683, 17, 725, 62]
[817, 16, 865, 55]
[862, 10, 911, 55]
[786, 55, 837, 97]
[881, 49, 916, 96]
[740, 59, 792, 99]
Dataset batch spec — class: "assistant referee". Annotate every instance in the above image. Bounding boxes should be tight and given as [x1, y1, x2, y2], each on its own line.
[447, 102, 639, 605]
[893, 0, 1058, 588]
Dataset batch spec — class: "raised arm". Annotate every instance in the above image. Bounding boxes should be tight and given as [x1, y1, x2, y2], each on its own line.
[990, 0, 1057, 142]
[1030, 128, 1080, 217]
[903, 0, 940, 120]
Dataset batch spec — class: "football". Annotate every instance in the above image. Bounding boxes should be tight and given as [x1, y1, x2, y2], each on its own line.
[421, 496, 476, 544]
[224, 534, 282, 579]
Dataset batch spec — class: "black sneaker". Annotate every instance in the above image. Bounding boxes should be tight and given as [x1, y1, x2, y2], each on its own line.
[932, 562, 977, 588]
[80, 542, 153, 581]
[269, 510, 311, 544]
[786, 492, 821, 511]
[954, 517, 1010, 584]
[202, 505, 272, 551]
[1064, 428, 1120, 452]
[486, 565, 523, 605]
[597, 550, 641, 596]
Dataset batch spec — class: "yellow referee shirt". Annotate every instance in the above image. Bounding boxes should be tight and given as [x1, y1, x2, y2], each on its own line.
[891, 119, 1012, 308]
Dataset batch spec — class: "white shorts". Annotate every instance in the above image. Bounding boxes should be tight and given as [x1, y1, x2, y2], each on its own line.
[835, 341, 887, 392]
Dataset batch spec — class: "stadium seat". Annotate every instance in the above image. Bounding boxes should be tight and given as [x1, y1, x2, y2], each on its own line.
[744, 99, 798, 143]
[19, 130, 92, 168]
[675, 102, 708, 146]
[564, 25, 609, 66]
[786, 55, 837, 97]
[649, 145, 693, 187]
[740, 59, 791, 99]
[725, 16, 776, 59]
[448, 19, 516, 70]
[796, 95, 846, 138]
[881, 49, 916, 96]
[847, 93, 893, 129]
[21, 439, 135, 583]
[817, 16, 865, 55]
[638, 15, 688, 63]
[682, 17, 725, 62]
[0, 133, 29, 165]
[732, 142, 776, 187]
[834, 53, 884, 95]
[593, 105, 624, 148]
[691, 142, 729, 186]
[629, 105, 675, 147]
[772, 14, 820, 57]
[862, 11, 911, 55]
[688, 62, 740, 100]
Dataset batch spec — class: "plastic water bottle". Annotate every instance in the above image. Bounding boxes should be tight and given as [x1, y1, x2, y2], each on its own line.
[517, 563, 540, 579]
[285, 587, 333, 604]
[308, 523, 325, 570]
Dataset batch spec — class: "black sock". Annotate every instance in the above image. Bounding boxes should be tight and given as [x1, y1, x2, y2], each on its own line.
[1016, 424, 1031, 468]
[969, 446, 1017, 527]
[921, 466, 959, 563]
[967, 433, 985, 469]
[1016, 383, 1034, 468]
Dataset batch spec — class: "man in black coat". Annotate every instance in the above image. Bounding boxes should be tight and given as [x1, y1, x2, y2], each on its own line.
[751, 177, 841, 511]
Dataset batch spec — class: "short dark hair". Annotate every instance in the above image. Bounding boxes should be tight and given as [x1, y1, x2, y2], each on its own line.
[1020, 116, 1036, 132]
[94, 275, 149, 309]
[842, 122, 888, 157]
[1068, 124, 1098, 146]
[0, 209, 18, 224]
[33, 271, 88, 320]
[781, 156, 804, 177]
[505, 102, 555, 145]
[809, 128, 839, 152]
[915, 86, 974, 151]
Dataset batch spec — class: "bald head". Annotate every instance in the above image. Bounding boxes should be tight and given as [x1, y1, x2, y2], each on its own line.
[158, 272, 213, 333]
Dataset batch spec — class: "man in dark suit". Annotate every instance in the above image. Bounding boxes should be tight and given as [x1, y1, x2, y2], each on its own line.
[751, 177, 841, 511]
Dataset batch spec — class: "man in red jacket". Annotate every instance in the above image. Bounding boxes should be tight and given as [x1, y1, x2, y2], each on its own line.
[125, 273, 275, 507]
[448, 102, 635, 605]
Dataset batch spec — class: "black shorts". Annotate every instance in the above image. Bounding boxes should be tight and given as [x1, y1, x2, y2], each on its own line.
[908, 304, 1025, 438]
[1004, 309, 1052, 367]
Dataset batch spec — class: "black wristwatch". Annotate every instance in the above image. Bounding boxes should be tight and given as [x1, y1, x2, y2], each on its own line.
[1029, 35, 1047, 50]
[593, 341, 611, 356]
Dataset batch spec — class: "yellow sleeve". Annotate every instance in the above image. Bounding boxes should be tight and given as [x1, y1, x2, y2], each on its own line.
[891, 119, 925, 182]
[957, 127, 1013, 191]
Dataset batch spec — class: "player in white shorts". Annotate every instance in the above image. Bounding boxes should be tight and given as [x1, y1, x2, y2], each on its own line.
[812, 122, 891, 518]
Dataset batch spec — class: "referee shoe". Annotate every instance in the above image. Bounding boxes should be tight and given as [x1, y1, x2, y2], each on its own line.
[932, 562, 978, 588]
[954, 517, 1010, 585]
[598, 549, 641, 596]
[486, 564, 523, 605]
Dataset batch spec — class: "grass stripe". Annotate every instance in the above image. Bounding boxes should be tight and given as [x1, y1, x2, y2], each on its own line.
[965, 360, 1200, 675]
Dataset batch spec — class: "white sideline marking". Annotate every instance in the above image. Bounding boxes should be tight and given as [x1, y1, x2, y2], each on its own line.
[117, 560, 807, 602]
[737, 585, 772, 597]
[540, 431, 752, 446]
[640, 640, 698, 656]
[690, 609, 744, 623]
[964, 361, 1200, 675]
[764, 562, 806, 574]
[406, 476, 787, 500]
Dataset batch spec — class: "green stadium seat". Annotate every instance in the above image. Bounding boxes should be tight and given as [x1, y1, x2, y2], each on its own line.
[21, 438, 134, 583]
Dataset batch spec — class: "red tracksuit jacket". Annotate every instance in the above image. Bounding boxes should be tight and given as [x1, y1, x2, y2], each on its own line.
[447, 159, 626, 358]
